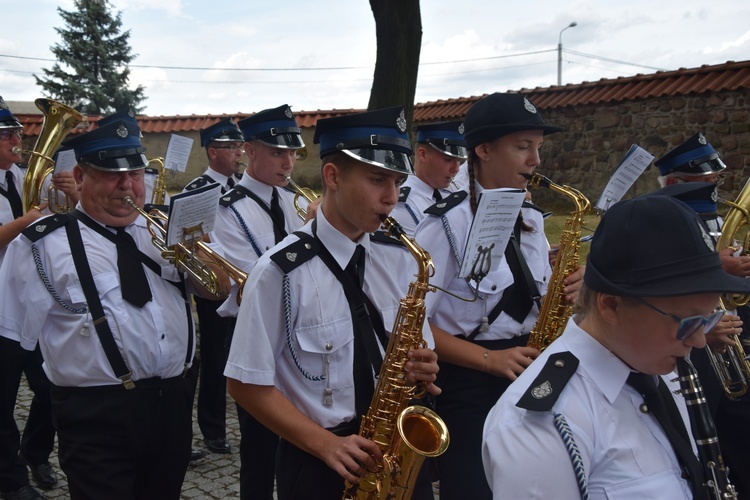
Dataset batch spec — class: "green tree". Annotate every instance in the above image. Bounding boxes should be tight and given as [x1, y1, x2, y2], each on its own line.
[34, 0, 146, 115]
[368, 0, 422, 131]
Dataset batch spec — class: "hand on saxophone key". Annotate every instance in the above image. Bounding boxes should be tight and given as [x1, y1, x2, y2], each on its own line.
[406, 347, 442, 395]
[322, 433, 383, 484]
[562, 265, 586, 303]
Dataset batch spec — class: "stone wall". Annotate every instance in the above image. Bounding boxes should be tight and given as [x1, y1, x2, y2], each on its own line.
[530, 90, 750, 211]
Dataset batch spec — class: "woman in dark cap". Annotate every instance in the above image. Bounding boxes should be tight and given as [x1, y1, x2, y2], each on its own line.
[413, 92, 584, 499]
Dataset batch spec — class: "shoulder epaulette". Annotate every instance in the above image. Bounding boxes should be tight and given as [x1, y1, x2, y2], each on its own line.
[424, 191, 467, 216]
[370, 230, 404, 247]
[184, 175, 214, 192]
[22, 214, 69, 242]
[219, 188, 247, 207]
[516, 351, 579, 412]
[282, 184, 297, 195]
[270, 233, 320, 274]
[145, 167, 159, 175]
[522, 200, 545, 214]
[398, 186, 411, 203]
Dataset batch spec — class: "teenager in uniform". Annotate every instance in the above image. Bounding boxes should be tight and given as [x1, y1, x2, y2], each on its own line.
[0, 115, 228, 500]
[483, 195, 747, 498]
[389, 121, 466, 238]
[413, 92, 584, 499]
[210, 104, 306, 500]
[225, 107, 440, 500]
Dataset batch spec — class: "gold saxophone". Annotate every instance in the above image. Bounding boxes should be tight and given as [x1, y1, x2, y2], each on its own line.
[710, 179, 750, 398]
[342, 216, 449, 500]
[525, 173, 590, 352]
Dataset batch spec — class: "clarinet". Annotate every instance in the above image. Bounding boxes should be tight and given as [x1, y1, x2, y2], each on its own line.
[675, 356, 738, 500]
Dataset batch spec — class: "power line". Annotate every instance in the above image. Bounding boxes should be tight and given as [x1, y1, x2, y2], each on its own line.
[564, 49, 667, 72]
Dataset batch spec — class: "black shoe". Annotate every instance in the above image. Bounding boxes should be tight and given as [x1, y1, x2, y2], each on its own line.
[190, 448, 206, 461]
[1, 485, 46, 500]
[203, 437, 231, 454]
[26, 463, 57, 490]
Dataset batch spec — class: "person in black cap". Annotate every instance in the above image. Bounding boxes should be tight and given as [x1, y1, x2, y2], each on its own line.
[413, 92, 584, 500]
[225, 107, 440, 500]
[179, 117, 245, 460]
[390, 121, 467, 237]
[0, 96, 61, 500]
[0, 116, 229, 500]
[209, 104, 307, 500]
[483, 195, 750, 498]
[655, 132, 726, 187]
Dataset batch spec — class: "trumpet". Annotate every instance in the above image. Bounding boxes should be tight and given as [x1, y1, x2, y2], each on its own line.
[284, 175, 319, 220]
[123, 197, 248, 304]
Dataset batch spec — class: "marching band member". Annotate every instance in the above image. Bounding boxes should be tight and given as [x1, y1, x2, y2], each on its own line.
[0, 115, 228, 500]
[389, 121, 467, 238]
[413, 92, 584, 499]
[225, 107, 440, 500]
[210, 104, 306, 500]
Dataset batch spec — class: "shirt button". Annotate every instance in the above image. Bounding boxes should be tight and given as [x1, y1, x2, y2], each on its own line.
[161, 334, 165, 339]
[326, 342, 333, 351]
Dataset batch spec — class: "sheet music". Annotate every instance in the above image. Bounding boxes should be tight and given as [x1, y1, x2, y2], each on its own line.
[53, 149, 77, 173]
[459, 188, 526, 279]
[163, 134, 193, 172]
[166, 182, 220, 246]
[595, 144, 654, 211]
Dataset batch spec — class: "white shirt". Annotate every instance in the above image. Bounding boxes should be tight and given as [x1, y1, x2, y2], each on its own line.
[389, 175, 453, 238]
[0, 164, 25, 263]
[482, 318, 695, 499]
[211, 172, 307, 316]
[414, 183, 551, 340]
[0, 207, 195, 387]
[224, 208, 433, 429]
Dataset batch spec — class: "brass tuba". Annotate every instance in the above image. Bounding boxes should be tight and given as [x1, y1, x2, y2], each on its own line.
[284, 175, 319, 221]
[342, 216, 449, 500]
[525, 173, 590, 352]
[22, 98, 85, 213]
[710, 179, 750, 398]
[123, 197, 248, 304]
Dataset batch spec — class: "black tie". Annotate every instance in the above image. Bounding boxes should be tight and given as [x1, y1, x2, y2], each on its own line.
[432, 188, 443, 202]
[114, 228, 153, 308]
[269, 188, 286, 244]
[226, 176, 235, 190]
[502, 218, 536, 323]
[3, 171, 23, 219]
[627, 372, 706, 499]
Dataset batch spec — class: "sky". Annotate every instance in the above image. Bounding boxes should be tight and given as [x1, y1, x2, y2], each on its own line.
[1, 0, 749, 117]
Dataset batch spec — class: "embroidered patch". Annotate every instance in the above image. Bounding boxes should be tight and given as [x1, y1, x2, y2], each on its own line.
[436, 202, 447, 209]
[35, 224, 46, 232]
[531, 381, 553, 399]
[222, 196, 231, 202]
[286, 252, 297, 262]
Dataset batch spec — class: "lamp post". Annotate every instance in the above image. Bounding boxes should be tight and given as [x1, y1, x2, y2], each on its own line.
[557, 21, 577, 86]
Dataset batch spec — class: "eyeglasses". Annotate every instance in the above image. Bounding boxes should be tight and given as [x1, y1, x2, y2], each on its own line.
[211, 144, 244, 153]
[0, 129, 23, 141]
[635, 298, 725, 340]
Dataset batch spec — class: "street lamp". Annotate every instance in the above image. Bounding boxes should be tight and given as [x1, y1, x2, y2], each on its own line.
[557, 21, 577, 86]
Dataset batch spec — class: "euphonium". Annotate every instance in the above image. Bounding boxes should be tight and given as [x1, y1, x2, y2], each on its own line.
[676, 357, 738, 500]
[148, 157, 167, 205]
[284, 175, 319, 220]
[22, 98, 85, 213]
[525, 173, 590, 351]
[123, 197, 248, 304]
[342, 216, 449, 500]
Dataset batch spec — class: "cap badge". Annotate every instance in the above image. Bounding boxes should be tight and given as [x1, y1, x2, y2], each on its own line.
[698, 220, 714, 250]
[396, 110, 407, 133]
[285, 107, 293, 119]
[0, 99, 9, 111]
[286, 252, 297, 262]
[531, 380, 553, 399]
[523, 97, 537, 114]
[458, 122, 465, 135]
[698, 133, 707, 145]
[127, 110, 135, 118]
[116, 124, 128, 138]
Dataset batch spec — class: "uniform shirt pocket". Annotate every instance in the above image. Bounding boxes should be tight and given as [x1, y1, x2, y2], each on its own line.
[295, 315, 354, 390]
[67, 271, 131, 327]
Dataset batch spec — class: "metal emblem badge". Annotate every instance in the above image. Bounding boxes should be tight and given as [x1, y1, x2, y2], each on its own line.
[458, 122, 465, 135]
[698, 133, 707, 145]
[523, 97, 537, 114]
[285, 107, 293, 119]
[531, 380, 553, 399]
[116, 124, 128, 138]
[436, 202, 447, 209]
[396, 110, 407, 133]
[286, 252, 297, 262]
[35, 224, 47, 232]
[222, 196, 231, 202]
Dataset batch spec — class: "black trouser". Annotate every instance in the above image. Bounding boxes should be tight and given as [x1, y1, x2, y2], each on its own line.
[51, 376, 193, 500]
[0, 337, 55, 492]
[194, 296, 231, 441]
[237, 405, 278, 500]
[434, 335, 528, 500]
